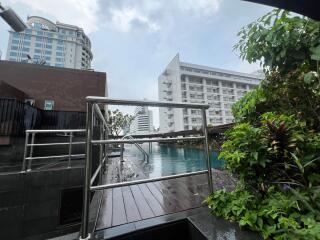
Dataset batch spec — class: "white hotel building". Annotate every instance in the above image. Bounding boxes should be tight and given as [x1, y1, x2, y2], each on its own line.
[158, 54, 262, 132]
[6, 16, 92, 69]
[130, 106, 154, 135]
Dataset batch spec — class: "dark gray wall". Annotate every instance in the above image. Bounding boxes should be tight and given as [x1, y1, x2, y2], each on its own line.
[0, 167, 83, 239]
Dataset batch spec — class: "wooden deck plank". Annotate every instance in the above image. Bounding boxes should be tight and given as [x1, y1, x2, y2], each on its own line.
[112, 187, 127, 226]
[146, 182, 184, 213]
[159, 177, 203, 208]
[138, 184, 165, 216]
[130, 184, 155, 219]
[153, 181, 190, 210]
[122, 186, 141, 223]
[96, 189, 113, 229]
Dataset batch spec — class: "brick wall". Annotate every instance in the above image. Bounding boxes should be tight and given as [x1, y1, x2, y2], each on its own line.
[0, 61, 106, 111]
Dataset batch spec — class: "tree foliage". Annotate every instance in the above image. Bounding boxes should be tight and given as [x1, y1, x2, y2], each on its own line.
[235, 9, 320, 74]
[107, 109, 134, 136]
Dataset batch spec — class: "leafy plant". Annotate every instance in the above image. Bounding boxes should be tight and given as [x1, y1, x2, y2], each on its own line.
[206, 186, 320, 239]
[208, 10, 320, 240]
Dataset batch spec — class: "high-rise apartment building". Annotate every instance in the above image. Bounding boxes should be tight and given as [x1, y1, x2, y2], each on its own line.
[6, 16, 92, 69]
[130, 106, 154, 135]
[158, 54, 262, 132]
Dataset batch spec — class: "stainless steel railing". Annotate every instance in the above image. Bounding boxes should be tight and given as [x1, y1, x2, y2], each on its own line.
[120, 134, 149, 163]
[79, 97, 213, 240]
[22, 129, 86, 172]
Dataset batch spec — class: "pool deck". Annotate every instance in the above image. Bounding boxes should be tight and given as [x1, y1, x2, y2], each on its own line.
[95, 157, 236, 231]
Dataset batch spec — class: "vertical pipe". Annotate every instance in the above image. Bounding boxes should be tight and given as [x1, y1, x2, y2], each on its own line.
[68, 132, 73, 168]
[202, 108, 214, 194]
[22, 132, 29, 172]
[80, 102, 93, 240]
[27, 133, 35, 171]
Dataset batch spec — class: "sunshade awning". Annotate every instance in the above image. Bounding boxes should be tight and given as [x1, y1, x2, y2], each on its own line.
[243, 0, 320, 21]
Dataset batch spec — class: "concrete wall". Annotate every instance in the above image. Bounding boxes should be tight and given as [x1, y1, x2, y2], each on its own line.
[0, 60, 106, 111]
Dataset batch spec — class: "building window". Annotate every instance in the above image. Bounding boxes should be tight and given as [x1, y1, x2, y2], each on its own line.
[10, 52, 17, 56]
[24, 35, 32, 40]
[12, 40, 19, 44]
[12, 32, 20, 39]
[36, 36, 42, 41]
[35, 43, 42, 48]
[22, 47, 30, 52]
[56, 51, 63, 56]
[55, 57, 64, 62]
[45, 50, 52, 55]
[34, 49, 41, 54]
[44, 100, 54, 110]
[56, 46, 64, 51]
[46, 32, 54, 37]
[46, 45, 52, 49]
[11, 46, 18, 50]
[23, 41, 31, 46]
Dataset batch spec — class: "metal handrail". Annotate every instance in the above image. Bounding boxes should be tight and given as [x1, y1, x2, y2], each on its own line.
[86, 96, 210, 109]
[120, 134, 149, 163]
[22, 129, 86, 172]
[79, 97, 213, 240]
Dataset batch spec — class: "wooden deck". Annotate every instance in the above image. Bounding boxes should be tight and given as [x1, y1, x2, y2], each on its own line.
[94, 155, 236, 231]
[96, 174, 209, 230]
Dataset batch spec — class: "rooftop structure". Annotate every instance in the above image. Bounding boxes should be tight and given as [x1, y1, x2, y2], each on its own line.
[158, 54, 262, 132]
[0, 60, 106, 111]
[5, 16, 92, 69]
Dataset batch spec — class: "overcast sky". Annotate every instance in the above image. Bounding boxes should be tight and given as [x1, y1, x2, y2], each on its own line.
[0, 0, 272, 127]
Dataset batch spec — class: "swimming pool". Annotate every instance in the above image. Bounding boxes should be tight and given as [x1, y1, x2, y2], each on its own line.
[123, 143, 224, 178]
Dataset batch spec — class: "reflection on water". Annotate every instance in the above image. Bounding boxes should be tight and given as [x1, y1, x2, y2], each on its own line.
[124, 143, 224, 178]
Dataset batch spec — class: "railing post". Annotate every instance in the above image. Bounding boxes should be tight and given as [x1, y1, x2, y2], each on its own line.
[27, 132, 35, 171]
[104, 126, 108, 165]
[68, 132, 73, 168]
[120, 143, 124, 162]
[201, 108, 214, 194]
[99, 125, 103, 183]
[80, 102, 93, 240]
[22, 132, 29, 172]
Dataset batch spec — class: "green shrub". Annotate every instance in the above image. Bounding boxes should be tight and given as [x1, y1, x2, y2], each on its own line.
[207, 10, 320, 239]
[206, 186, 320, 239]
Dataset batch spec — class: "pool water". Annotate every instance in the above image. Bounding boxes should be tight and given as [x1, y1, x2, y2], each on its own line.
[124, 143, 225, 178]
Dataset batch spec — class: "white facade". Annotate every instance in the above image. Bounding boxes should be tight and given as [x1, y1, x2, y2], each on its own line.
[130, 106, 154, 135]
[159, 54, 262, 133]
[6, 16, 92, 69]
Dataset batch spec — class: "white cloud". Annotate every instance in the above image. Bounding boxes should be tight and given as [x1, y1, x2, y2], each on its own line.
[9, 0, 99, 33]
[106, 0, 221, 33]
[109, 7, 160, 33]
[175, 0, 221, 16]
